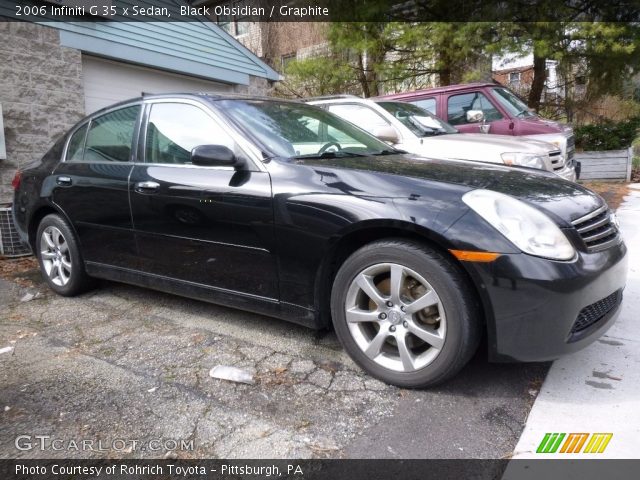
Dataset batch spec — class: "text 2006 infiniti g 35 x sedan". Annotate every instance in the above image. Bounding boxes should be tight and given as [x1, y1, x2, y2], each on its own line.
[12, 94, 627, 387]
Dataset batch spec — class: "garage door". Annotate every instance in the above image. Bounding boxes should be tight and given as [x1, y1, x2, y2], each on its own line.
[82, 56, 234, 114]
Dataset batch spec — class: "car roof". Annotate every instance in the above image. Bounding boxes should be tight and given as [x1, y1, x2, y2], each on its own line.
[88, 93, 305, 117]
[375, 82, 500, 100]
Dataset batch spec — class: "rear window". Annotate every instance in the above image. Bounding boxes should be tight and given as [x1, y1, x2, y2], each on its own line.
[66, 124, 88, 162]
[83, 106, 140, 163]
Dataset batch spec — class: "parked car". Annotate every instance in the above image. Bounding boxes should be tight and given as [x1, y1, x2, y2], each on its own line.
[376, 82, 578, 174]
[307, 96, 577, 181]
[12, 94, 627, 387]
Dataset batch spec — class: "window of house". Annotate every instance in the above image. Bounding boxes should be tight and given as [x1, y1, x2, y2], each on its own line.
[216, 1, 250, 37]
[235, 0, 250, 36]
[83, 106, 140, 162]
[145, 103, 237, 165]
[509, 72, 521, 86]
[217, 15, 233, 34]
[447, 92, 502, 125]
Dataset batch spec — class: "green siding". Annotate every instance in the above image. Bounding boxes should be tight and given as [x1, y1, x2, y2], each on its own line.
[0, 0, 280, 85]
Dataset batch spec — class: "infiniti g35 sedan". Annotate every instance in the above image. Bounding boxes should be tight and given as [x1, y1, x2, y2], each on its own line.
[12, 94, 628, 387]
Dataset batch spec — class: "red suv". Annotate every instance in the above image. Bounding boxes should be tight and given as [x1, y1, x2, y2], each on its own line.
[376, 83, 578, 176]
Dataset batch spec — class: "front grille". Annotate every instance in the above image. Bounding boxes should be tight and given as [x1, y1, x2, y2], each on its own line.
[549, 150, 565, 171]
[571, 205, 620, 252]
[571, 290, 622, 334]
[566, 134, 575, 162]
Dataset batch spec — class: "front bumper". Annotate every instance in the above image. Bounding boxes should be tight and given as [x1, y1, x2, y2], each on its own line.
[466, 241, 628, 362]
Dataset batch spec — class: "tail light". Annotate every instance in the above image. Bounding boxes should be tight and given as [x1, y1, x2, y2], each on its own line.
[11, 170, 22, 190]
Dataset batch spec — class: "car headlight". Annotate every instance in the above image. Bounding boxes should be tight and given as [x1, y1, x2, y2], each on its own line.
[462, 189, 576, 260]
[501, 152, 546, 170]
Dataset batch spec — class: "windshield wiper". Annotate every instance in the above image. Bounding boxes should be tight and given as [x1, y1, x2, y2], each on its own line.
[373, 149, 404, 155]
[293, 151, 368, 160]
[421, 131, 450, 137]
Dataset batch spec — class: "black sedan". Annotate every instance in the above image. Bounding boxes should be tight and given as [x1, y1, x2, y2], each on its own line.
[12, 94, 627, 387]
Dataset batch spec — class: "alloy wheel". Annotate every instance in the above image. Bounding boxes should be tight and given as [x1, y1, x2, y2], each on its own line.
[344, 263, 446, 372]
[40, 226, 72, 286]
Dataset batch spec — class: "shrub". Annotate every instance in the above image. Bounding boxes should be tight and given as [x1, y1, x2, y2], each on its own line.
[575, 117, 640, 151]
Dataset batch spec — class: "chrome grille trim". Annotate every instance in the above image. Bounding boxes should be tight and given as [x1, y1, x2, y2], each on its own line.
[549, 150, 565, 171]
[571, 205, 620, 252]
[575, 214, 610, 233]
[571, 205, 607, 225]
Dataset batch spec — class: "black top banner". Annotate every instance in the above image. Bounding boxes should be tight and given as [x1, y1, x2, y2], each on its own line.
[1, 0, 639, 23]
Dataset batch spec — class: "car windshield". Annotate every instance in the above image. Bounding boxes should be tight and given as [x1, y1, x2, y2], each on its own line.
[217, 99, 398, 159]
[492, 87, 535, 118]
[376, 101, 458, 136]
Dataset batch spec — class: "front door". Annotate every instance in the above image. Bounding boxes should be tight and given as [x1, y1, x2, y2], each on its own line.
[129, 101, 277, 299]
[51, 104, 141, 268]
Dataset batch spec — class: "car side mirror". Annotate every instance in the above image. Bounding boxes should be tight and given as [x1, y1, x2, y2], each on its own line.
[466, 110, 484, 123]
[191, 145, 245, 169]
[372, 125, 400, 144]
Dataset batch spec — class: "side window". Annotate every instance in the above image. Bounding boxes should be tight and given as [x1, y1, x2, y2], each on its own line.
[83, 106, 140, 162]
[327, 104, 390, 137]
[411, 98, 436, 114]
[145, 103, 237, 165]
[447, 92, 502, 125]
[66, 123, 88, 162]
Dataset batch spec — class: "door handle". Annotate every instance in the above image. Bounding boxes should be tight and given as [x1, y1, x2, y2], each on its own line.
[134, 181, 160, 194]
[56, 176, 72, 187]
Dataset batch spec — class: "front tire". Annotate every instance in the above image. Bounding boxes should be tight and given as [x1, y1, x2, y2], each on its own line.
[330, 239, 481, 388]
[36, 214, 94, 296]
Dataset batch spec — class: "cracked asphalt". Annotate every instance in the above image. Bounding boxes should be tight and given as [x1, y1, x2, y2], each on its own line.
[0, 268, 548, 459]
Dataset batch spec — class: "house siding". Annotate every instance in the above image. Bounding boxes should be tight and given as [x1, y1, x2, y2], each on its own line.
[0, 22, 84, 204]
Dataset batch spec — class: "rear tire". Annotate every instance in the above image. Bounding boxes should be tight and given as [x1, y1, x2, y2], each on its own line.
[36, 214, 95, 296]
[330, 239, 481, 388]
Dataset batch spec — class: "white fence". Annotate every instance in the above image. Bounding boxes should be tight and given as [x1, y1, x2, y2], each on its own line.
[576, 147, 633, 181]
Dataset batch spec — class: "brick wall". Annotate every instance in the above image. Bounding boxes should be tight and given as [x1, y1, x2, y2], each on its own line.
[492, 67, 535, 98]
[0, 22, 84, 204]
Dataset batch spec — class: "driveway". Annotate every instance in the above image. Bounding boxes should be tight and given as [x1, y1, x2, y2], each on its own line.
[0, 266, 547, 459]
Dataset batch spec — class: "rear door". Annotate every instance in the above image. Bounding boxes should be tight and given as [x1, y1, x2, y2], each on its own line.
[51, 104, 141, 268]
[129, 99, 278, 299]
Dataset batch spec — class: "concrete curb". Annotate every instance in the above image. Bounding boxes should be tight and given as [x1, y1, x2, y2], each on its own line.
[509, 184, 640, 461]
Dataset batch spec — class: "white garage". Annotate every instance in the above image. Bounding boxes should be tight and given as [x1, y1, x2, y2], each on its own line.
[82, 56, 235, 114]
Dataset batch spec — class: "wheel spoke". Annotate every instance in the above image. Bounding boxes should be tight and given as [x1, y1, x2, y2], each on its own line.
[356, 274, 386, 307]
[49, 263, 60, 281]
[59, 240, 69, 253]
[43, 232, 55, 249]
[346, 308, 380, 324]
[364, 329, 389, 359]
[52, 230, 62, 248]
[61, 257, 72, 270]
[404, 289, 438, 314]
[407, 322, 444, 350]
[389, 264, 404, 305]
[59, 265, 70, 284]
[396, 334, 415, 371]
[41, 251, 56, 260]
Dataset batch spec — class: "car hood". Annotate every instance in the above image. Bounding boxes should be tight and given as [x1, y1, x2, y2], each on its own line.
[296, 153, 602, 224]
[423, 133, 557, 154]
[516, 116, 573, 135]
